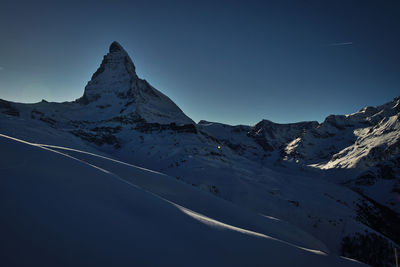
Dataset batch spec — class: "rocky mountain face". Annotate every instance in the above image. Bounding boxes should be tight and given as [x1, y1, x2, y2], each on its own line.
[1, 42, 399, 267]
[285, 98, 400, 167]
[284, 97, 400, 215]
[77, 41, 193, 125]
[248, 119, 319, 155]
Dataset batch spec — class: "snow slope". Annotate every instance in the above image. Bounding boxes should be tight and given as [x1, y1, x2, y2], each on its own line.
[0, 134, 366, 267]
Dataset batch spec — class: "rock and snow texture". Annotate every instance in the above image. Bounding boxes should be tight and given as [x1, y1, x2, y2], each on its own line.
[286, 97, 400, 215]
[0, 41, 399, 267]
[78, 41, 194, 125]
[285, 96, 400, 168]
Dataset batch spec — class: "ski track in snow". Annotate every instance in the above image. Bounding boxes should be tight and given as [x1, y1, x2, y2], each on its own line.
[0, 133, 329, 257]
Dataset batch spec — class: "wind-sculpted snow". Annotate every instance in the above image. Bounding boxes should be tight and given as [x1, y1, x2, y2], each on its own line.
[0, 134, 366, 266]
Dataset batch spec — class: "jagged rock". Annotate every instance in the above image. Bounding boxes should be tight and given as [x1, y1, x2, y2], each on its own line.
[77, 41, 193, 125]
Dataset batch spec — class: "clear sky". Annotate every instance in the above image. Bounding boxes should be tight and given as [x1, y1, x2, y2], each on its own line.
[0, 0, 399, 125]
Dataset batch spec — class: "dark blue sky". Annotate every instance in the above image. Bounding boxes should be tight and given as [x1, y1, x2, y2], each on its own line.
[1, 0, 399, 125]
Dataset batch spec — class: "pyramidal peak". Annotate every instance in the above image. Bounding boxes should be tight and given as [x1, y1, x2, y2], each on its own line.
[79, 41, 138, 104]
[77, 41, 194, 125]
[104, 41, 137, 79]
[109, 41, 125, 52]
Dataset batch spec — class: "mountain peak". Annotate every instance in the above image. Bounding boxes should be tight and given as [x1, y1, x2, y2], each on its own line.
[77, 42, 194, 125]
[78, 41, 138, 104]
[109, 41, 125, 53]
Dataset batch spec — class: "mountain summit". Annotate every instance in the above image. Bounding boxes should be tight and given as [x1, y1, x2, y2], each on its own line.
[78, 41, 193, 125]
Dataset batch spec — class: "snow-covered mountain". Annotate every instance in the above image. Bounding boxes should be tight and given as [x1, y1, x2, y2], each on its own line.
[77, 41, 193, 125]
[0, 41, 398, 267]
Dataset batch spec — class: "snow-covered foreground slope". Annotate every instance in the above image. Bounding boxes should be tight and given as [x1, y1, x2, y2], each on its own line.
[0, 111, 385, 262]
[0, 134, 365, 266]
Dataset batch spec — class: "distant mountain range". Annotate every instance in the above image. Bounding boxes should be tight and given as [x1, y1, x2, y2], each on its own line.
[1, 42, 398, 267]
